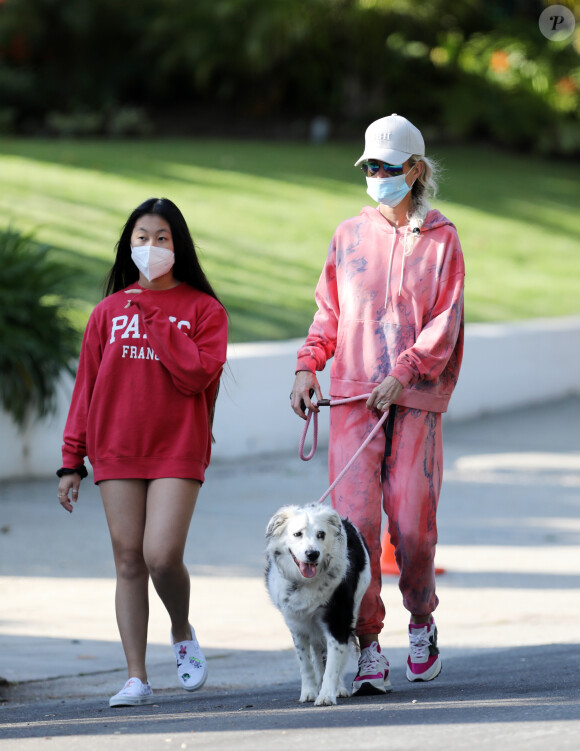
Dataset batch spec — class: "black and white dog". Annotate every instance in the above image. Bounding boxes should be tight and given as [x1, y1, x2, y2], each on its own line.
[265, 504, 371, 706]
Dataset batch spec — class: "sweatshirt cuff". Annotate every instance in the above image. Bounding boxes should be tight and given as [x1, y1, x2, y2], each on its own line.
[62, 451, 86, 469]
[389, 363, 415, 388]
[295, 355, 318, 374]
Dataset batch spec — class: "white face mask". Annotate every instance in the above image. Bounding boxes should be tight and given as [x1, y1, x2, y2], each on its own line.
[131, 245, 175, 281]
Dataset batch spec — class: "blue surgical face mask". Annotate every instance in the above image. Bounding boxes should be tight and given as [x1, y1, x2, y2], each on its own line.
[366, 172, 414, 207]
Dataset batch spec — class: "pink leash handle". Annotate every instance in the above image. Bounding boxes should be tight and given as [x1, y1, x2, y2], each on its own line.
[298, 394, 389, 505]
[299, 395, 366, 461]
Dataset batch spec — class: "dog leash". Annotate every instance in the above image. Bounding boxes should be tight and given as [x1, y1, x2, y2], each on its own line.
[299, 394, 396, 505]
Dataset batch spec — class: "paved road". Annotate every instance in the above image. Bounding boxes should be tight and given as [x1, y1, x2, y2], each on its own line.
[1, 396, 579, 749]
[1, 645, 579, 751]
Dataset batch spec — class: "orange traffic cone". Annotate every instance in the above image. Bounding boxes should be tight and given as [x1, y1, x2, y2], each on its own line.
[380, 529, 446, 576]
[380, 531, 400, 575]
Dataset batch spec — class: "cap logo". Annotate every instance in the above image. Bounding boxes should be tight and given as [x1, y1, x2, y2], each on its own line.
[376, 131, 393, 142]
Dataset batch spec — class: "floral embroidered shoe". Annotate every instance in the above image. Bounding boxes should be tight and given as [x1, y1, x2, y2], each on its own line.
[406, 617, 442, 682]
[109, 677, 154, 707]
[171, 623, 208, 691]
[352, 641, 392, 696]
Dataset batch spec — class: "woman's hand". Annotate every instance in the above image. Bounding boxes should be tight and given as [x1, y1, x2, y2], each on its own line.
[290, 370, 323, 420]
[58, 475, 82, 514]
[367, 375, 403, 412]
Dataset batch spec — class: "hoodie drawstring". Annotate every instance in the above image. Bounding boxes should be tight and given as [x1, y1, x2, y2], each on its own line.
[384, 231, 397, 309]
[399, 226, 415, 297]
[384, 225, 416, 309]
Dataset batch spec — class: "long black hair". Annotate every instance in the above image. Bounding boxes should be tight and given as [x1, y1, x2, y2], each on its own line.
[104, 197, 222, 305]
[104, 198, 226, 439]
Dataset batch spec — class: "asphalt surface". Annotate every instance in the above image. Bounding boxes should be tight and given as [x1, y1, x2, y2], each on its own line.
[1, 395, 579, 749]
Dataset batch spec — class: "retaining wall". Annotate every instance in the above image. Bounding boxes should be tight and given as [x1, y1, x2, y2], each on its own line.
[1, 317, 579, 479]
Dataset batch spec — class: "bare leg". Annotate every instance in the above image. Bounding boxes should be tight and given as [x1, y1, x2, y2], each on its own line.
[359, 633, 379, 648]
[143, 478, 200, 644]
[100, 480, 149, 682]
[410, 614, 431, 624]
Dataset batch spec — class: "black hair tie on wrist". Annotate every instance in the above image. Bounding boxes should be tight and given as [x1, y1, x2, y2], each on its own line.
[56, 465, 88, 479]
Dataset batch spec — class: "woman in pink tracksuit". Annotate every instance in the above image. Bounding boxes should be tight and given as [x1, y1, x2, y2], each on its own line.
[291, 114, 464, 695]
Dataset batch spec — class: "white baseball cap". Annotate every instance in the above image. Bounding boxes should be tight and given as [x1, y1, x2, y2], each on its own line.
[354, 113, 425, 166]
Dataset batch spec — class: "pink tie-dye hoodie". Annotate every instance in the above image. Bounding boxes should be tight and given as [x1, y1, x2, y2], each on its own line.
[296, 206, 465, 413]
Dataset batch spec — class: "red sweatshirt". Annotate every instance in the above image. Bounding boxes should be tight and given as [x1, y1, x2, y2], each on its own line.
[61, 282, 228, 483]
[296, 207, 464, 413]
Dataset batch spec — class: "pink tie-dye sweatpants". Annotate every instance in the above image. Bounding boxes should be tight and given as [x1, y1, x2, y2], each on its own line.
[328, 401, 443, 636]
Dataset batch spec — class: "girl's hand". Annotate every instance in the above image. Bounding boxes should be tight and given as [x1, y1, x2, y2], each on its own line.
[58, 475, 82, 514]
[367, 375, 403, 413]
[124, 288, 143, 307]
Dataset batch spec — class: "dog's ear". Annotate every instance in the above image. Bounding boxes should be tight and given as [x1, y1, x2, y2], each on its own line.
[266, 506, 296, 539]
[326, 508, 344, 538]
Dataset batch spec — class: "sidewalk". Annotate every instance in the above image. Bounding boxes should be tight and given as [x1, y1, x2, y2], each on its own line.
[1, 395, 579, 704]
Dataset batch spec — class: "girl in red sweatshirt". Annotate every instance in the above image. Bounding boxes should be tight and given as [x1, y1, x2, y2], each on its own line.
[57, 198, 228, 707]
[291, 115, 464, 696]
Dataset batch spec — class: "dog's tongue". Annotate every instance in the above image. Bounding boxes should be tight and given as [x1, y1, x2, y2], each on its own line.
[300, 562, 317, 579]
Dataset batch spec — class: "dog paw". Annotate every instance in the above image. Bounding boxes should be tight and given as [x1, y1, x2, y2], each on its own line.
[336, 685, 351, 699]
[314, 692, 337, 706]
[299, 688, 318, 703]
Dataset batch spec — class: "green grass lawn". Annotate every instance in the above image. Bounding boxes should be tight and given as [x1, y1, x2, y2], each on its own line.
[0, 138, 578, 342]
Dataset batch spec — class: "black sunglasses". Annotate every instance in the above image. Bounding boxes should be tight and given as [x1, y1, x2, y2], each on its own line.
[360, 160, 404, 178]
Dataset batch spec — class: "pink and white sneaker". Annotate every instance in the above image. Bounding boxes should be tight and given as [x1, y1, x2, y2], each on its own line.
[352, 641, 392, 696]
[406, 617, 442, 682]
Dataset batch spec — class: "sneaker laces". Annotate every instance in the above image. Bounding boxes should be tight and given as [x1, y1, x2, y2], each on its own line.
[358, 645, 384, 676]
[409, 626, 431, 660]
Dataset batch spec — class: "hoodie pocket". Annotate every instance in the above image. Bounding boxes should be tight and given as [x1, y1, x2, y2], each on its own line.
[333, 318, 416, 386]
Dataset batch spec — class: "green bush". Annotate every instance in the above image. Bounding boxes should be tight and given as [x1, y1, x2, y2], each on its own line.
[43, 107, 154, 138]
[0, 0, 578, 153]
[0, 107, 16, 134]
[0, 229, 81, 427]
[107, 107, 155, 138]
[45, 110, 105, 138]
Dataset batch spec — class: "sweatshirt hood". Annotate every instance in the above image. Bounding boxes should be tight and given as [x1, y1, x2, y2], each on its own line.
[360, 206, 455, 233]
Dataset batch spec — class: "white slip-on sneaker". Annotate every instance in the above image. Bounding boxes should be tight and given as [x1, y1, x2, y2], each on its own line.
[171, 623, 208, 692]
[109, 677, 154, 708]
